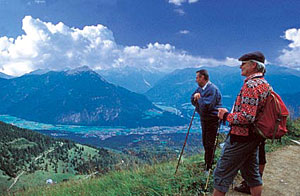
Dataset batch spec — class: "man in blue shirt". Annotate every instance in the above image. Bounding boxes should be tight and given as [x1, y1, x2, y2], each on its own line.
[191, 69, 222, 171]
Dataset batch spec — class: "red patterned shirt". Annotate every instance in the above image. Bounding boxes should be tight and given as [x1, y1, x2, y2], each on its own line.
[227, 72, 270, 136]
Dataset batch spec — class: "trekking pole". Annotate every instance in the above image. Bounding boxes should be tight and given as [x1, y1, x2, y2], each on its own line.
[174, 108, 197, 175]
[203, 120, 221, 195]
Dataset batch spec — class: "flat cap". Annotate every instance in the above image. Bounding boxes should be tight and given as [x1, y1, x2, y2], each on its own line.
[238, 51, 265, 64]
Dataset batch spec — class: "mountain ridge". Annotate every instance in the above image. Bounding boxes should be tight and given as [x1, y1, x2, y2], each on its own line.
[0, 68, 185, 127]
[145, 65, 300, 117]
[0, 72, 13, 79]
[97, 66, 166, 94]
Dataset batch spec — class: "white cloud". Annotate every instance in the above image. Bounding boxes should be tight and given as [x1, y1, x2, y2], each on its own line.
[188, 0, 199, 3]
[0, 16, 118, 76]
[283, 28, 300, 48]
[0, 16, 238, 76]
[35, 0, 46, 4]
[169, 0, 185, 6]
[117, 43, 239, 72]
[278, 28, 300, 68]
[169, 0, 198, 6]
[174, 8, 185, 15]
[179, 30, 190, 34]
[27, 0, 46, 6]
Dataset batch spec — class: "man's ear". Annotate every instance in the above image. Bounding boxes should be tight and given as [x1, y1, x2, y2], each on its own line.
[251, 62, 257, 70]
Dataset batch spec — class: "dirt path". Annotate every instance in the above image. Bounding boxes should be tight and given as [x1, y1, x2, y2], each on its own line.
[226, 144, 300, 196]
[7, 171, 24, 191]
[7, 142, 63, 191]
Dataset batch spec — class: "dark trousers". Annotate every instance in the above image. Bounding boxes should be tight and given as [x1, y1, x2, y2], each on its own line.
[201, 117, 219, 170]
[213, 136, 263, 193]
[258, 140, 266, 165]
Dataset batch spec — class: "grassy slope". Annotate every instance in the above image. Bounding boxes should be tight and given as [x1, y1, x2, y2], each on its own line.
[7, 119, 300, 196]
[1, 144, 108, 193]
[7, 138, 36, 148]
[0, 120, 141, 194]
[11, 154, 210, 196]
[0, 171, 10, 193]
[12, 139, 298, 196]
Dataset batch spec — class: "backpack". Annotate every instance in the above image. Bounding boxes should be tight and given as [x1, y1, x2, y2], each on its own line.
[254, 88, 289, 142]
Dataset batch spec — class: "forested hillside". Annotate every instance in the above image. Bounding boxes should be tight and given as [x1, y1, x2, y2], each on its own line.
[0, 121, 139, 193]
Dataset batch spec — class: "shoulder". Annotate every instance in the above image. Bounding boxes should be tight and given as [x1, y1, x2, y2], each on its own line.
[208, 82, 215, 89]
[244, 78, 269, 96]
[209, 82, 221, 92]
[245, 78, 268, 89]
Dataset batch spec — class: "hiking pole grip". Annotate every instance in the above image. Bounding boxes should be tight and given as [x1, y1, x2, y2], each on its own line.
[174, 108, 196, 175]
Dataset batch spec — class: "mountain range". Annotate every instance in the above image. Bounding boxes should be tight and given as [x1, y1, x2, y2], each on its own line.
[281, 91, 300, 118]
[0, 67, 185, 127]
[97, 67, 166, 94]
[145, 65, 300, 118]
[145, 66, 242, 108]
[0, 64, 298, 128]
[0, 72, 13, 79]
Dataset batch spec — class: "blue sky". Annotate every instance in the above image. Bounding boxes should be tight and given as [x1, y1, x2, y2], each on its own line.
[0, 0, 300, 76]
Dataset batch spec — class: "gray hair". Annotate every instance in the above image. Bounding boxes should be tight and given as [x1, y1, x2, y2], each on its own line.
[250, 60, 266, 74]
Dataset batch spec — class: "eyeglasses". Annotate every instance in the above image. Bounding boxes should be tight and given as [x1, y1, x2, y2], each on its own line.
[241, 61, 251, 67]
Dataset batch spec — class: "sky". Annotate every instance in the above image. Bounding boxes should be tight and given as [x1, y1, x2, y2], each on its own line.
[0, 0, 300, 76]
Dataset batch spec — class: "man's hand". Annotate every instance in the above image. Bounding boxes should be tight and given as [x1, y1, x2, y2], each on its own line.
[218, 108, 228, 120]
[193, 93, 201, 102]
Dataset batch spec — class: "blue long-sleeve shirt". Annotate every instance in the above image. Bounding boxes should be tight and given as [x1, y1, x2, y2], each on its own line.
[191, 81, 222, 120]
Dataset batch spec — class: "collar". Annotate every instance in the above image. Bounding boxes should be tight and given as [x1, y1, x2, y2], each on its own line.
[244, 72, 263, 82]
[202, 81, 211, 90]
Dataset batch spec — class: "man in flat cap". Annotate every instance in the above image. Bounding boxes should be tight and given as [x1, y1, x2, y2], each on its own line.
[212, 51, 269, 196]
